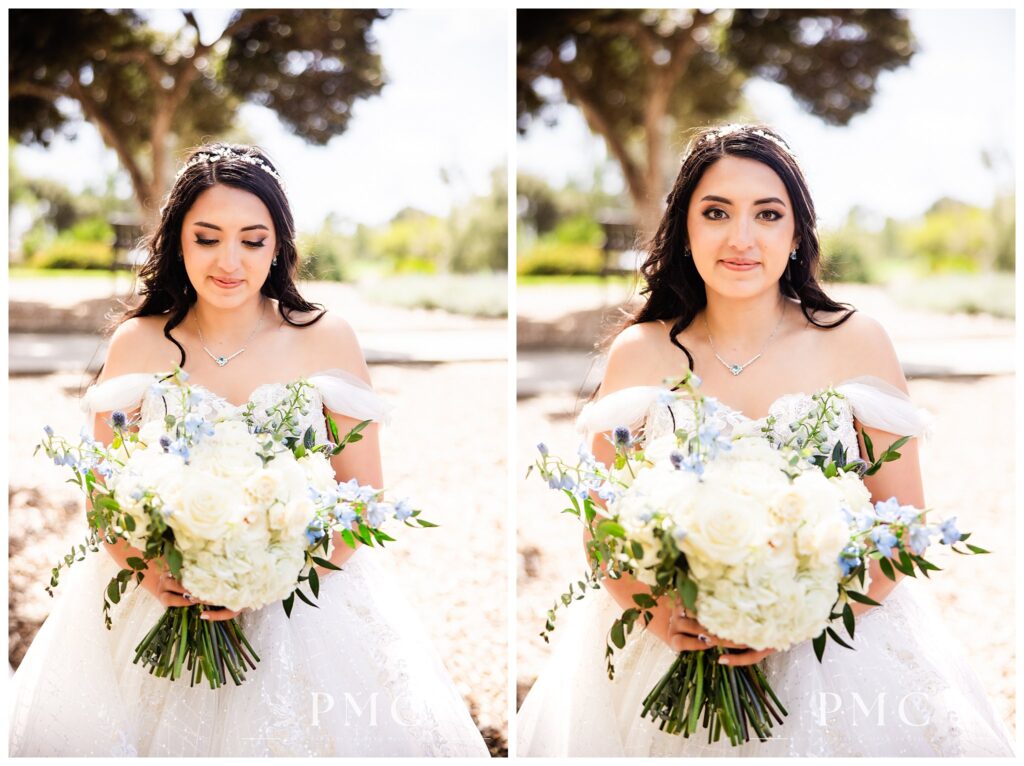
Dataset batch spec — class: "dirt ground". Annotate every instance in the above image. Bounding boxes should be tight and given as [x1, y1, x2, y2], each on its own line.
[8, 361, 508, 756]
[516, 374, 1016, 738]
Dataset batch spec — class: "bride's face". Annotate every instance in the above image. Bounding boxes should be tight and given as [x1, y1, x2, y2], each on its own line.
[685, 155, 798, 300]
[180, 183, 277, 310]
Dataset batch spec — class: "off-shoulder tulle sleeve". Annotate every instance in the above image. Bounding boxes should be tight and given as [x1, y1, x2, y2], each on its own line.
[80, 373, 157, 417]
[308, 369, 393, 426]
[836, 375, 933, 438]
[576, 386, 667, 437]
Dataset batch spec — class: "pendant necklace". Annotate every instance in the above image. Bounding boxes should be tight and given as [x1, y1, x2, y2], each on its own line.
[194, 302, 265, 368]
[704, 303, 786, 376]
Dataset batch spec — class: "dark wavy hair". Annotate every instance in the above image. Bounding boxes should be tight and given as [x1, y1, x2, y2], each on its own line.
[623, 123, 855, 371]
[115, 142, 325, 368]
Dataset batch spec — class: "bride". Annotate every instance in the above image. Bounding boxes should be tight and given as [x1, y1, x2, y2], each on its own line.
[9, 143, 489, 757]
[517, 124, 1014, 756]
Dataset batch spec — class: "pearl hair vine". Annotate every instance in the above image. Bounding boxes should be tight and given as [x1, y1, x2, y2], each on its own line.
[174, 146, 286, 189]
[697, 123, 797, 159]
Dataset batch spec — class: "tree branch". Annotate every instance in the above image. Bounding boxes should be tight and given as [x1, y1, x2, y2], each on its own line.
[547, 57, 646, 205]
[106, 49, 165, 90]
[9, 82, 65, 102]
[67, 78, 150, 210]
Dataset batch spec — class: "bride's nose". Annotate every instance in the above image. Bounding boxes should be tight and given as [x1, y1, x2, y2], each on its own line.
[726, 217, 755, 253]
[215, 242, 243, 273]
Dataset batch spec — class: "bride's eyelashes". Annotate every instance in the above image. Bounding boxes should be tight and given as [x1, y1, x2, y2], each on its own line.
[701, 207, 784, 222]
[192, 235, 267, 249]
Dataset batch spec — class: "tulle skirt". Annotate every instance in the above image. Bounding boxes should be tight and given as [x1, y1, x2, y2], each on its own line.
[10, 546, 489, 757]
[517, 579, 1014, 756]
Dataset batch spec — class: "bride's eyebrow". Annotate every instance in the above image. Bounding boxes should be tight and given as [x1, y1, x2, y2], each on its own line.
[193, 222, 270, 232]
[700, 195, 787, 207]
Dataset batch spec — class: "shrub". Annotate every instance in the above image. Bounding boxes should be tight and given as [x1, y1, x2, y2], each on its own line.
[28, 240, 115, 270]
[517, 242, 604, 276]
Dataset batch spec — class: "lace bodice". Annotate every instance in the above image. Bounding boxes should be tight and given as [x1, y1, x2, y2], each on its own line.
[140, 382, 330, 443]
[645, 391, 861, 461]
[81, 369, 393, 439]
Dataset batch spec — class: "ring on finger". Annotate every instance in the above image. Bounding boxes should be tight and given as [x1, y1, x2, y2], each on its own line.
[698, 633, 710, 645]
[183, 592, 193, 602]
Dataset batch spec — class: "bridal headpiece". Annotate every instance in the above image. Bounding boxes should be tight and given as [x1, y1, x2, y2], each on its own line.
[696, 124, 797, 160]
[175, 146, 286, 189]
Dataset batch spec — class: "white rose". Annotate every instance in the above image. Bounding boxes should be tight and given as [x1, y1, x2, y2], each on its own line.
[269, 496, 316, 539]
[682, 485, 771, 567]
[297, 454, 337, 493]
[834, 470, 873, 514]
[790, 473, 851, 567]
[244, 468, 286, 508]
[167, 471, 247, 542]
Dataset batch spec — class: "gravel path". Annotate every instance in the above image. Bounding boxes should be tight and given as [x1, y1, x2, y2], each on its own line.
[8, 362, 508, 756]
[516, 375, 1016, 738]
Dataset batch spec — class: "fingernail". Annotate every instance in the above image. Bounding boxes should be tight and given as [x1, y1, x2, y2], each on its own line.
[717, 656, 728, 664]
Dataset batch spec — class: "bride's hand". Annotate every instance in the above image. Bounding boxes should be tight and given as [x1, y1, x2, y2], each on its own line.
[151, 571, 243, 621]
[666, 607, 776, 666]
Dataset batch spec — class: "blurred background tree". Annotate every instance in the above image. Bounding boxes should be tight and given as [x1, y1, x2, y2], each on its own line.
[518, 9, 914, 236]
[9, 9, 388, 227]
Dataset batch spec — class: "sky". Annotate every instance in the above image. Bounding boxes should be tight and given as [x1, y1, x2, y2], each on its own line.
[12, 8, 508, 232]
[516, 9, 1016, 229]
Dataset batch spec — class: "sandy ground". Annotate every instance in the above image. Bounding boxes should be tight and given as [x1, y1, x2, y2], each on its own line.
[8, 362, 508, 756]
[516, 375, 1016, 738]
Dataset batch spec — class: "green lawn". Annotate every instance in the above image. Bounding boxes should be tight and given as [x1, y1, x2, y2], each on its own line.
[9, 266, 131, 280]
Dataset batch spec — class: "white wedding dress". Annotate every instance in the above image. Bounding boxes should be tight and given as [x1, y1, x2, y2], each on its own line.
[9, 371, 490, 757]
[517, 377, 1014, 756]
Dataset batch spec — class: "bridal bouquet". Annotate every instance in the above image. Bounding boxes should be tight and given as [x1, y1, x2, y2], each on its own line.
[38, 369, 434, 689]
[532, 372, 987, 745]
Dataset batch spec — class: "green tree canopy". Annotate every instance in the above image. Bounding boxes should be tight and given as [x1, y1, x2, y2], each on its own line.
[10, 9, 388, 225]
[518, 9, 914, 236]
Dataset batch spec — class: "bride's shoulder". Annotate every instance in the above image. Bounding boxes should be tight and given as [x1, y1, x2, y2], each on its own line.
[603, 320, 679, 389]
[810, 309, 905, 388]
[288, 310, 370, 380]
[103, 315, 178, 377]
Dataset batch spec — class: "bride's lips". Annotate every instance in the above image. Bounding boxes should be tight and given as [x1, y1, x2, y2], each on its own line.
[720, 259, 760, 272]
[210, 276, 244, 289]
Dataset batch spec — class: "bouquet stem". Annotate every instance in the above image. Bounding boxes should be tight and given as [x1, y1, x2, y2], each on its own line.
[132, 606, 260, 688]
[641, 649, 786, 745]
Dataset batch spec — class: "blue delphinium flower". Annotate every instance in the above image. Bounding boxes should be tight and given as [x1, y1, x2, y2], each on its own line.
[130, 488, 146, 502]
[167, 439, 190, 462]
[939, 516, 961, 545]
[366, 502, 388, 528]
[148, 381, 170, 398]
[657, 390, 676, 406]
[93, 460, 113, 479]
[183, 414, 214, 441]
[870, 525, 899, 558]
[612, 426, 632, 448]
[578, 444, 597, 465]
[43, 425, 54, 437]
[703, 397, 719, 416]
[305, 519, 325, 546]
[680, 454, 705, 478]
[332, 502, 358, 526]
[393, 499, 413, 521]
[688, 373, 702, 388]
[838, 544, 862, 576]
[111, 411, 127, 430]
[597, 482, 616, 503]
[536, 442, 549, 457]
[873, 497, 902, 523]
[908, 524, 932, 555]
[559, 474, 576, 492]
[187, 390, 205, 407]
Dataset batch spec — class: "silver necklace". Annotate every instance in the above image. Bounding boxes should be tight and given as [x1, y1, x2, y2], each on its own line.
[704, 304, 786, 376]
[194, 304, 265, 368]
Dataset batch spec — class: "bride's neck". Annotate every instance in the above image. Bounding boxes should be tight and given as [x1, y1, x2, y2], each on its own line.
[702, 289, 788, 350]
[190, 296, 268, 343]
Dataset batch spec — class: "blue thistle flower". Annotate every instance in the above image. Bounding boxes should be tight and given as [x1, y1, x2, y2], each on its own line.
[612, 426, 632, 448]
[669, 450, 685, 470]
[111, 411, 127, 429]
[158, 435, 172, 452]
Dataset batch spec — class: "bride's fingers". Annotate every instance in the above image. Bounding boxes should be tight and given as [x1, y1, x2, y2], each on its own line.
[157, 592, 194, 608]
[668, 634, 708, 652]
[718, 648, 775, 666]
[199, 606, 242, 622]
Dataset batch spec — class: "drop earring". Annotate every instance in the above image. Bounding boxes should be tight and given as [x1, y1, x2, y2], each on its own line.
[683, 245, 691, 258]
[789, 245, 799, 261]
[272, 254, 278, 267]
